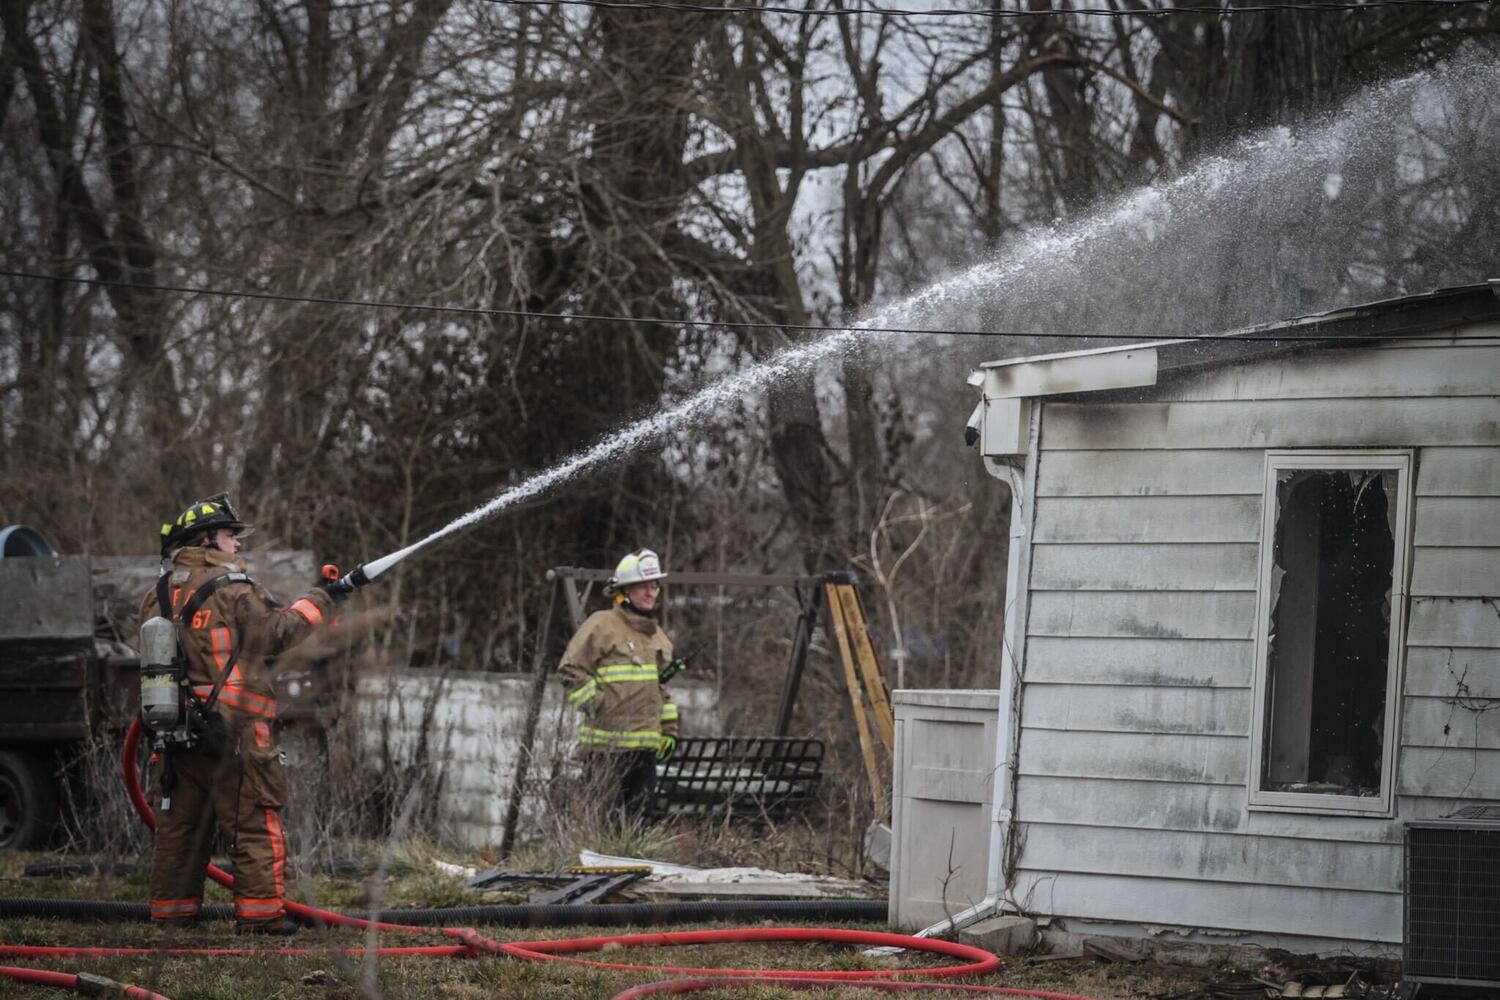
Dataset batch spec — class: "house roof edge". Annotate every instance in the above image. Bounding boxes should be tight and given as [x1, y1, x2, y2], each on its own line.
[976, 280, 1500, 380]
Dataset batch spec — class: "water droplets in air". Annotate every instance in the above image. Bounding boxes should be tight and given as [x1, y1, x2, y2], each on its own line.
[377, 49, 1499, 570]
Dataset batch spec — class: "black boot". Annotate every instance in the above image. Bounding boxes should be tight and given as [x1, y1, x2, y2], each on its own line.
[155, 917, 202, 932]
[236, 918, 300, 936]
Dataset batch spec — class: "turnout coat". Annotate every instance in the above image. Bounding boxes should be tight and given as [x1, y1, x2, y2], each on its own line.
[136, 544, 334, 926]
[558, 604, 679, 752]
[138, 546, 333, 722]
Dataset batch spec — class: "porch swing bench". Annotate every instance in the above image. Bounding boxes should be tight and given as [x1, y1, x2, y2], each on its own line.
[651, 734, 824, 821]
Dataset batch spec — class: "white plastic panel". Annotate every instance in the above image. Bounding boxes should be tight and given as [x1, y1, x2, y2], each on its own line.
[890, 689, 999, 929]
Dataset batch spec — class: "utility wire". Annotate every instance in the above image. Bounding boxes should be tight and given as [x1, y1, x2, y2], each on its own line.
[476, 0, 1493, 19]
[5, 267, 1494, 346]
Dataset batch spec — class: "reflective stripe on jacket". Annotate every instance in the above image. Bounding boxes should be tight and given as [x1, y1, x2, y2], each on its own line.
[139, 547, 333, 722]
[558, 605, 677, 753]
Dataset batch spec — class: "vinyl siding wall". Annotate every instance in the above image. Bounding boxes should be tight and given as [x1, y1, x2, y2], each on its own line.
[1011, 326, 1500, 946]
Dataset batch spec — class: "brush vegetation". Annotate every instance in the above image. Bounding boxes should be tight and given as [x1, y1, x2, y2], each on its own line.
[4, 0, 1497, 712]
[0, 857, 1210, 1000]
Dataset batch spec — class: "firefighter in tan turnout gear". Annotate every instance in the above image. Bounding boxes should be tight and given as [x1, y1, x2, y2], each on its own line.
[559, 549, 680, 818]
[139, 495, 354, 933]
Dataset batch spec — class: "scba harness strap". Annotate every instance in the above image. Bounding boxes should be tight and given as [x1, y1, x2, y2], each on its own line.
[151, 570, 252, 734]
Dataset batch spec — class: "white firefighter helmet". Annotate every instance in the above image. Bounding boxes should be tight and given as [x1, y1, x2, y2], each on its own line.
[605, 548, 668, 595]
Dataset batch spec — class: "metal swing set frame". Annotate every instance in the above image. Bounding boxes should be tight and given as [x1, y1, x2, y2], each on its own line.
[499, 568, 895, 854]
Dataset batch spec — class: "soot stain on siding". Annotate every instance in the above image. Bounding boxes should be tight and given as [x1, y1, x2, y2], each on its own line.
[1115, 615, 1187, 639]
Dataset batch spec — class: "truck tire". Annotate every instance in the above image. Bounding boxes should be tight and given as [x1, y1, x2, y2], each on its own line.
[0, 750, 59, 850]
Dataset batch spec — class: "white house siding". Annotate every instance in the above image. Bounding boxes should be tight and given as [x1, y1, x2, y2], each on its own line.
[1011, 325, 1500, 949]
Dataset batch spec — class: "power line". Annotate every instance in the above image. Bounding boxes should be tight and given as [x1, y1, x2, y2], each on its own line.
[476, 0, 1493, 19]
[2, 267, 1493, 346]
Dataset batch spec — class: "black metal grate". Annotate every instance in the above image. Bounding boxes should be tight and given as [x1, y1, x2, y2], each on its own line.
[653, 735, 823, 822]
[1404, 809, 1500, 987]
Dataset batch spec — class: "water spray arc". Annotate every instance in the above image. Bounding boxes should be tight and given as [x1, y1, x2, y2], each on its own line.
[337, 50, 1497, 587]
[340, 199, 1077, 582]
[338, 325, 869, 586]
[5, 46, 1493, 1000]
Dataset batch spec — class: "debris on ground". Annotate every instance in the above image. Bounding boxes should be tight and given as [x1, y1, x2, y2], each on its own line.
[1152, 968, 1418, 1000]
[864, 819, 891, 871]
[578, 849, 874, 898]
[1084, 935, 1153, 963]
[301, 970, 345, 988]
[74, 972, 129, 998]
[957, 914, 1037, 956]
[462, 867, 649, 904]
[577, 850, 699, 876]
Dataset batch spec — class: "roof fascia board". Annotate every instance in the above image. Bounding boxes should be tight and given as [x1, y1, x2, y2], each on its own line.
[980, 346, 1160, 400]
[1174, 284, 1500, 356]
[977, 339, 1183, 371]
[972, 282, 1500, 382]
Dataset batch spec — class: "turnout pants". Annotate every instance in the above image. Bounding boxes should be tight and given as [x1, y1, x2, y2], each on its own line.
[583, 749, 658, 820]
[149, 719, 290, 926]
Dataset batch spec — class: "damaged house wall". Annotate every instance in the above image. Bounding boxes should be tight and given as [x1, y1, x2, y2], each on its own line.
[1261, 464, 1400, 798]
[1006, 319, 1500, 951]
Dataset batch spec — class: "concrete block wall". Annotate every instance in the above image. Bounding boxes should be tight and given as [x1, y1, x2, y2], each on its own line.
[356, 668, 718, 848]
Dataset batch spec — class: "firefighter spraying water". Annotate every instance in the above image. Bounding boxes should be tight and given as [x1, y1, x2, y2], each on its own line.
[137, 494, 364, 934]
[115, 191, 1041, 937]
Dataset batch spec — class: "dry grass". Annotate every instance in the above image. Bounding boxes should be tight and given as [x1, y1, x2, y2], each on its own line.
[1, 741, 1226, 1000]
[0, 849, 1224, 999]
[0, 918, 1212, 1000]
[5, 706, 1211, 998]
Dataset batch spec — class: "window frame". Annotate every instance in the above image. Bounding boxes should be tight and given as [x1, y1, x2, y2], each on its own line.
[1247, 449, 1414, 817]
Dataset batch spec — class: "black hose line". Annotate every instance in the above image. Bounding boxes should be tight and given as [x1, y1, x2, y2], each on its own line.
[22, 859, 365, 879]
[0, 899, 235, 923]
[358, 899, 888, 927]
[0, 896, 887, 927]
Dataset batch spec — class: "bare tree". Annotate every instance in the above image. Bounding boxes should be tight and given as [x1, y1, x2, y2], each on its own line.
[0, 0, 1494, 700]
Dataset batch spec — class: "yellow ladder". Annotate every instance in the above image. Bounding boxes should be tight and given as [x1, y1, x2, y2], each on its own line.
[824, 580, 895, 821]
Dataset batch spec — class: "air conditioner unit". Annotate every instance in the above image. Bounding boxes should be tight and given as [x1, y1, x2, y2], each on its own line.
[1404, 805, 1500, 987]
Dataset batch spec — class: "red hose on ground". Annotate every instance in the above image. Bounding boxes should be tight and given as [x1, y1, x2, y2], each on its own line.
[610, 979, 1098, 1000]
[495, 927, 1000, 979]
[120, 720, 1009, 980]
[0, 965, 171, 1000]
[0, 944, 470, 960]
[0, 720, 1095, 1000]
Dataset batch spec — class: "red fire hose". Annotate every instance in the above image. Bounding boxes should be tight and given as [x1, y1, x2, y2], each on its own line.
[0, 966, 171, 1000]
[0, 721, 1100, 999]
[611, 981, 1103, 999]
[495, 927, 998, 979]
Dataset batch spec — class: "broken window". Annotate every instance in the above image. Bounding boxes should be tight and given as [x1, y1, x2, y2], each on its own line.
[1252, 452, 1411, 812]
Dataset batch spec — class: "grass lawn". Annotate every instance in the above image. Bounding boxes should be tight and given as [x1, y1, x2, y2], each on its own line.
[0, 850, 1222, 999]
